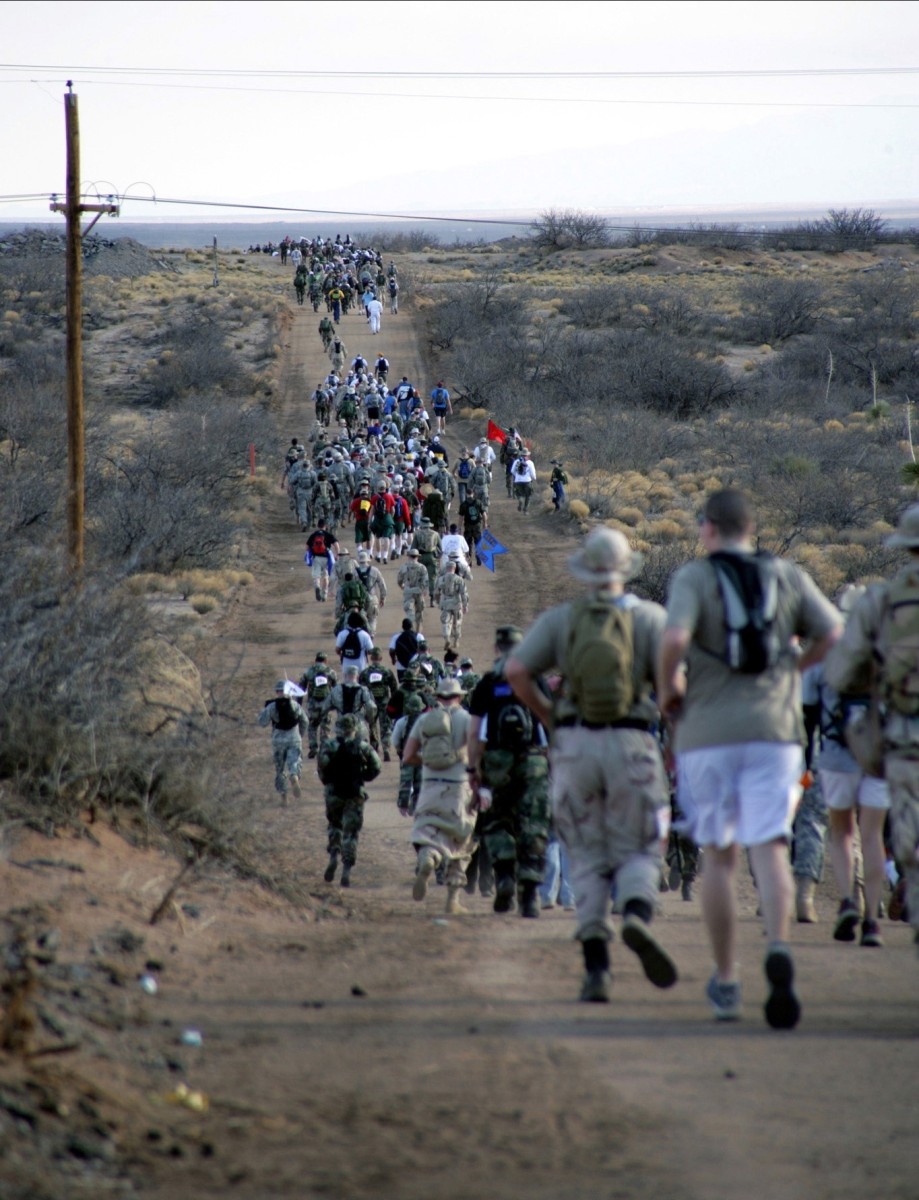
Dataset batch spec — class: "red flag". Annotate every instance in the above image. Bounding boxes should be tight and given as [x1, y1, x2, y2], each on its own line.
[486, 419, 507, 444]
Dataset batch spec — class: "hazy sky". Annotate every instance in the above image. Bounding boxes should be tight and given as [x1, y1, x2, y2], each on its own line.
[2, 0, 918, 222]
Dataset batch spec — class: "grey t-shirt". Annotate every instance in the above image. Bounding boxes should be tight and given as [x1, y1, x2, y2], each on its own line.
[665, 555, 840, 751]
[512, 592, 665, 727]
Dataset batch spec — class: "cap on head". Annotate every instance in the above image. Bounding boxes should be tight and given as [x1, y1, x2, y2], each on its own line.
[436, 677, 463, 698]
[339, 714, 358, 734]
[370, 646, 382, 658]
[459, 657, 473, 669]
[343, 664, 359, 679]
[885, 503, 919, 549]
[567, 527, 643, 586]
[495, 625, 523, 650]
[315, 651, 327, 662]
[407, 546, 420, 556]
[275, 680, 288, 693]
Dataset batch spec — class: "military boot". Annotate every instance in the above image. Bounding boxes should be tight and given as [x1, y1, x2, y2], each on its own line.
[413, 847, 437, 901]
[795, 876, 818, 923]
[580, 938, 611, 1003]
[323, 852, 338, 883]
[340, 862, 352, 888]
[493, 861, 516, 914]
[445, 886, 467, 915]
[519, 880, 540, 919]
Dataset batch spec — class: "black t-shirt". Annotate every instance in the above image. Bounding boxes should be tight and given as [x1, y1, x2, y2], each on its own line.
[393, 629, 419, 669]
[469, 669, 545, 751]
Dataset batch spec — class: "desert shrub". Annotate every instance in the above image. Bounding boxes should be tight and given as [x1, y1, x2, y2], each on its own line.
[0, 553, 211, 827]
[738, 277, 823, 343]
[140, 310, 253, 406]
[85, 396, 273, 573]
[607, 330, 739, 418]
[633, 536, 700, 604]
[531, 209, 609, 250]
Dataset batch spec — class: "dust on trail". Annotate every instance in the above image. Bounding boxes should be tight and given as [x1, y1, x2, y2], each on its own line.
[5, 279, 914, 1199]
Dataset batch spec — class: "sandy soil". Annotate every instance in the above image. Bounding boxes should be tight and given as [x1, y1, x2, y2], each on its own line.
[1, 279, 918, 1200]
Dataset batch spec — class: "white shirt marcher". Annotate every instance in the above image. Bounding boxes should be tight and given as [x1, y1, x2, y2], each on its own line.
[440, 532, 470, 565]
[366, 298, 383, 334]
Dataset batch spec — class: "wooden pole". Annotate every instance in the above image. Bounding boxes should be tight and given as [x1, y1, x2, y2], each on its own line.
[64, 87, 84, 575]
[50, 86, 119, 578]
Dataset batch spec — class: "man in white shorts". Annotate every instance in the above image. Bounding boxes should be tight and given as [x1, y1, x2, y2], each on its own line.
[658, 489, 841, 1029]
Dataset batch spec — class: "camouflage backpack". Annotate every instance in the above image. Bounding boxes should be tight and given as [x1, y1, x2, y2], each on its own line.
[419, 706, 461, 771]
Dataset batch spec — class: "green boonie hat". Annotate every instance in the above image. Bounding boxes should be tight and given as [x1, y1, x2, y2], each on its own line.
[495, 626, 523, 648]
[404, 693, 425, 716]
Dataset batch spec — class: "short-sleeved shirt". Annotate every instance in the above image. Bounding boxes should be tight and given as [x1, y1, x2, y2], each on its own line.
[512, 592, 665, 728]
[665, 556, 840, 751]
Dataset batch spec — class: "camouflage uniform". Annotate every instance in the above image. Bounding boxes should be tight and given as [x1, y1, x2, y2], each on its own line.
[473, 678, 550, 892]
[299, 658, 338, 757]
[412, 522, 441, 602]
[257, 689, 308, 797]
[294, 464, 317, 530]
[393, 692, 426, 814]
[458, 663, 480, 709]
[791, 775, 827, 884]
[311, 475, 336, 527]
[360, 655, 398, 759]
[323, 680, 377, 742]
[398, 556, 429, 628]
[354, 560, 387, 635]
[435, 568, 469, 649]
[317, 716, 381, 885]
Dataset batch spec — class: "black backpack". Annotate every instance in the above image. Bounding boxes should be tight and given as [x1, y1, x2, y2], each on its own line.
[374, 495, 388, 520]
[394, 630, 419, 667]
[341, 628, 363, 660]
[709, 552, 780, 675]
[271, 696, 299, 731]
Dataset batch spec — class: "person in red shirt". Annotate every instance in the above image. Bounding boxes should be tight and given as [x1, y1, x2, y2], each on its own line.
[349, 484, 373, 549]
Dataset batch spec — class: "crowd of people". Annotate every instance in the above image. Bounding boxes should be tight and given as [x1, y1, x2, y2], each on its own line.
[259, 248, 918, 1030]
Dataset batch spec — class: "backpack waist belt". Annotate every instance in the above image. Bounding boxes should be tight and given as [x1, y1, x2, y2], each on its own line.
[557, 717, 651, 732]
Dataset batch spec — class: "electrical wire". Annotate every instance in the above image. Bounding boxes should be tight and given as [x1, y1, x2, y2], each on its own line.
[1, 64, 917, 79]
[13, 77, 919, 110]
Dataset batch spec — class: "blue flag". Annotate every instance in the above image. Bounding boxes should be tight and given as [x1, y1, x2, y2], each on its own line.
[476, 529, 508, 573]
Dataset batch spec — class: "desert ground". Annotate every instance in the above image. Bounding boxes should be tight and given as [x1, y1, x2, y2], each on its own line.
[1, 256, 918, 1200]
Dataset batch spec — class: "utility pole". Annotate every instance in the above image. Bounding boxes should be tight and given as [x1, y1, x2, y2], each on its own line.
[50, 83, 118, 576]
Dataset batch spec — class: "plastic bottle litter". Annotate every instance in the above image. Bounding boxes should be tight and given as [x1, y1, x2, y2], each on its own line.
[139, 974, 158, 996]
[180, 1028, 203, 1047]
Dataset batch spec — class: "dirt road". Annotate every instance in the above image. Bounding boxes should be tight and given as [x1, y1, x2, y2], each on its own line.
[4, 288, 917, 1199]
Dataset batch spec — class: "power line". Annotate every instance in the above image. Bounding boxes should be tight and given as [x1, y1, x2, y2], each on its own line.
[15, 77, 919, 110]
[1, 63, 918, 79]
